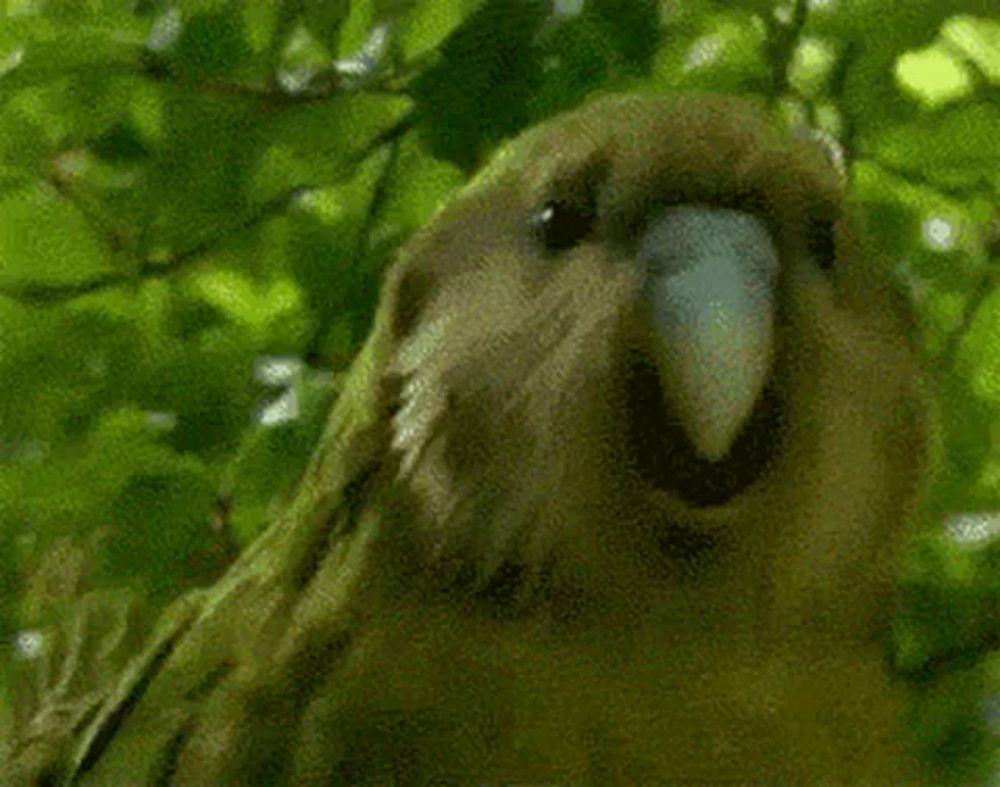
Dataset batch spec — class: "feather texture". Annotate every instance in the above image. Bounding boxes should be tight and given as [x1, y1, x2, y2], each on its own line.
[3, 93, 929, 785]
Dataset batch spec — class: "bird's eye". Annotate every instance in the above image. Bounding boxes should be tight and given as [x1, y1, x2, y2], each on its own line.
[806, 216, 837, 272]
[534, 198, 596, 253]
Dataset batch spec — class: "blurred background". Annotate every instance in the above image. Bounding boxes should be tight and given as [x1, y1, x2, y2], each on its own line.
[0, 0, 996, 781]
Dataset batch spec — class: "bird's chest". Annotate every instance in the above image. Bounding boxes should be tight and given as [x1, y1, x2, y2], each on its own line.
[332, 597, 903, 783]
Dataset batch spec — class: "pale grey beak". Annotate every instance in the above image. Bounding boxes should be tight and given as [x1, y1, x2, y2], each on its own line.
[638, 206, 779, 462]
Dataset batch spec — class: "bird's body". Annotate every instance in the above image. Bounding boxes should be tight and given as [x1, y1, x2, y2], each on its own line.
[4, 93, 929, 784]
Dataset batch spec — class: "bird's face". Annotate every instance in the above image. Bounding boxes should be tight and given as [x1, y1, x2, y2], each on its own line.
[380, 94, 927, 618]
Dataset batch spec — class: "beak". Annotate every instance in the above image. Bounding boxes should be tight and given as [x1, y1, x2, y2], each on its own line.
[638, 206, 779, 462]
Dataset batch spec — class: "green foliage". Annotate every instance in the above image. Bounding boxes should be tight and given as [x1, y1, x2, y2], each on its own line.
[0, 0, 996, 779]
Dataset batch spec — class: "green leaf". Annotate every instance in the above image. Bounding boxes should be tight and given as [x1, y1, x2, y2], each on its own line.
[0, 184, 108, 286]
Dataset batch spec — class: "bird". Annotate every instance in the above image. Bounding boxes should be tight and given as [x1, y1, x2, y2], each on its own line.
[3, 92, 931, 784]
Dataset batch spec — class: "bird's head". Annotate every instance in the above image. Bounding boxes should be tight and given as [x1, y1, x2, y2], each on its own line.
[370, 93, 927, 616]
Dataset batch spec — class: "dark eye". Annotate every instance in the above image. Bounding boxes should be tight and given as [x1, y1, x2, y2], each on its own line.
[534, 198, 596, 253]
[806, 216, 837, 272]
